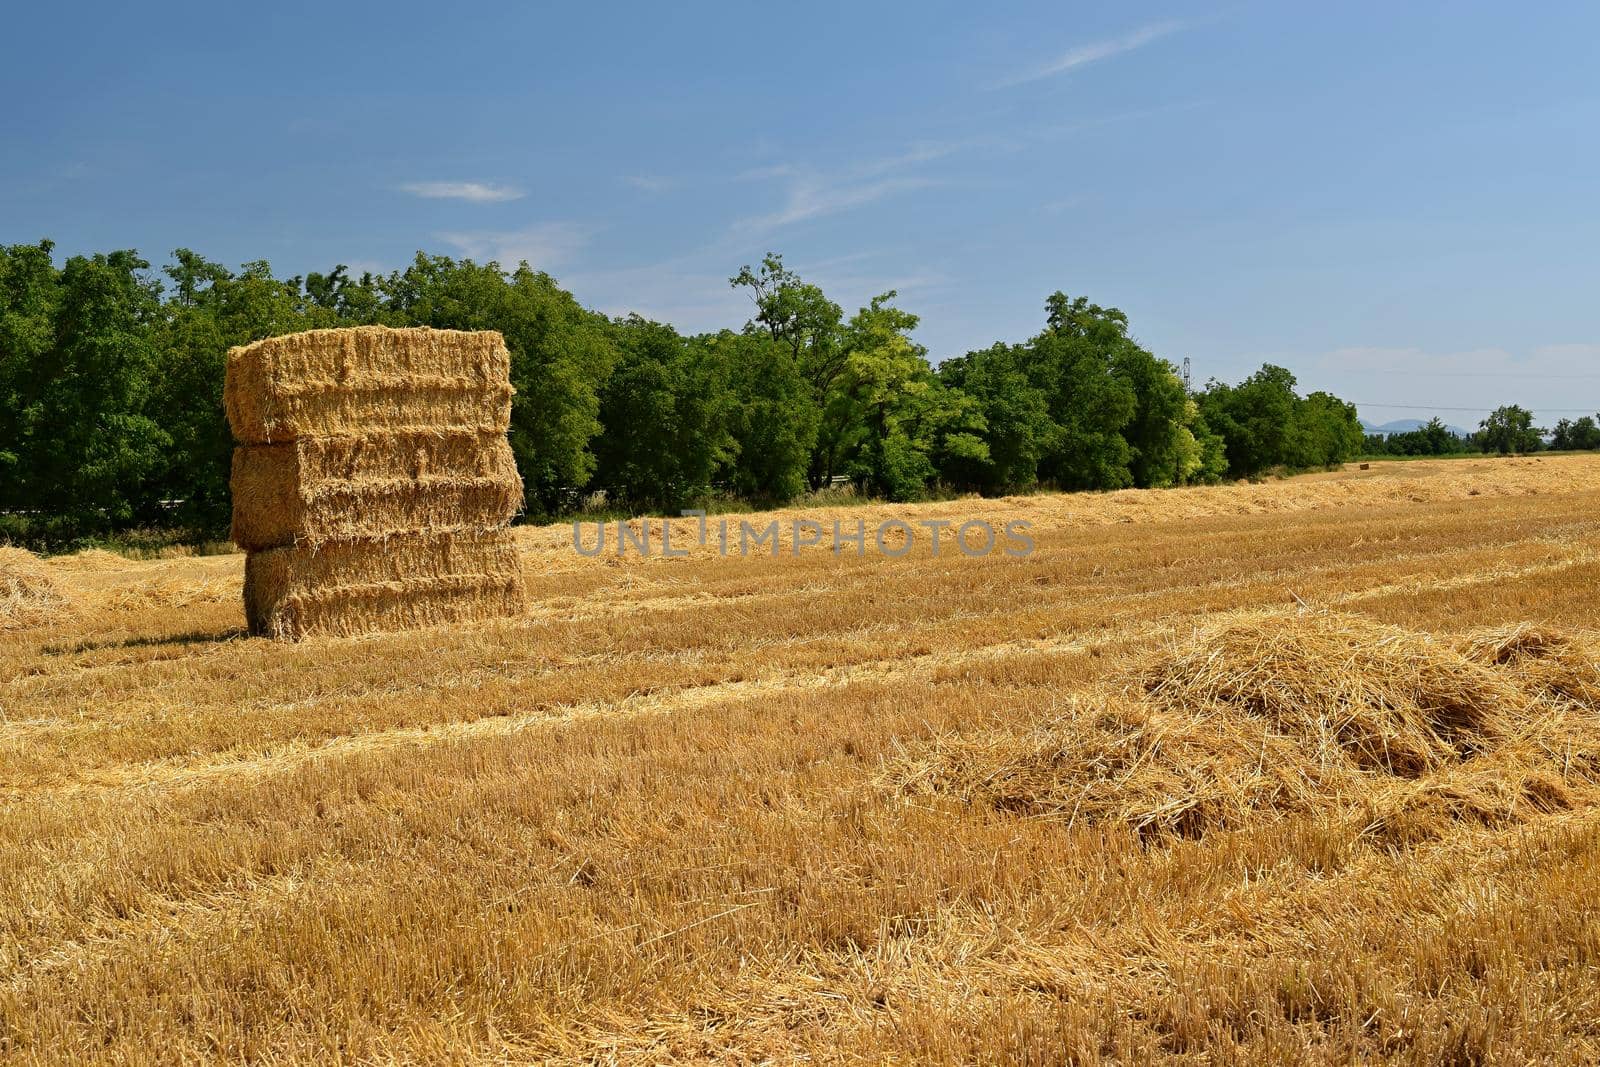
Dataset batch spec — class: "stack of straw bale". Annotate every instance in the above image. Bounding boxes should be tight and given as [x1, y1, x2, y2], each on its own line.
[226, 326, 527, 638]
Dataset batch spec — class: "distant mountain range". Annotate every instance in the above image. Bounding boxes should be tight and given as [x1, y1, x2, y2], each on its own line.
[1360, 418, 1473, 437]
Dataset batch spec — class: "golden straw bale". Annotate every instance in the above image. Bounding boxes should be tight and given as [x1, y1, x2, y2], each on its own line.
[0, 546, 70, 630]
[244, 530, 521, 616]
[244, 532, 526, 639]
[247, 575, 527, 640]
[229, 432, 523, 549]
[225, 326, 513, 443]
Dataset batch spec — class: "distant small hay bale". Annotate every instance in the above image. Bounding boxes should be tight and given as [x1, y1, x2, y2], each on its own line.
[224, 326, 513, 443]
[244, 530, 525, 639]
[1142, 611, 1516, 776]
[229, 431, 523, 549]
[0, 546, 71, 630]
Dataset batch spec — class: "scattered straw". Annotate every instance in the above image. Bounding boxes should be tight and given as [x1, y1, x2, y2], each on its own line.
[1142, 611, 1515, 776]
[104, 577, 238, 610]
[888, 610, 1600, 844]
[0, 546, 71, 630]
[1455, 623, 1600, 708]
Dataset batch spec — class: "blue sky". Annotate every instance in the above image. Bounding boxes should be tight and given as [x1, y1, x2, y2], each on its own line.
[5, 1, 1598, 427]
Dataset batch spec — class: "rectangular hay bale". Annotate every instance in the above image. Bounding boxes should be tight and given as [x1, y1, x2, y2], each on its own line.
[230, 432, 523, 549]
[225, 326, 514, 443]
[243, 531, 527, 639]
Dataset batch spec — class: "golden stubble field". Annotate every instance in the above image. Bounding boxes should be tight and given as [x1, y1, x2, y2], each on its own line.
[3, 455, 1599, 1064]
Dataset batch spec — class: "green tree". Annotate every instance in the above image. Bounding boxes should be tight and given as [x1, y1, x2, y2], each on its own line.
[730, 254, 846, 487]
[1024, 293, 1137, 490]
[0, 240, 60, 511]
[1550, 415, 1600, 451]
[834, 292, 974, 500]
[1290, 391, 1365, 468]
[1188, 406, 1229, 483]
[1196, 364, 1301, 478]
[936, 342, 1054, 493]
[589, 316, 734, 509]
[1114, 343, 1196, 488]
[304, 265, 388, 323]
[712, 330, 817, 503]
[27, 251, 169, 533]
[1478, 405, 1544, 455]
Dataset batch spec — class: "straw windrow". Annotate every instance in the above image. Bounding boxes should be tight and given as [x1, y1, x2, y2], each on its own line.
[886, 610, 1600, 843]
[0, 546, 71, 630]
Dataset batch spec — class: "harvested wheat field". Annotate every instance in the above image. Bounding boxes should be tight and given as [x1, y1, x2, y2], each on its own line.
[4, 454, 1600, 1063]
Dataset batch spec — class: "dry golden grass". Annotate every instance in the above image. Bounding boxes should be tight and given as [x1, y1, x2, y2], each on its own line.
[0, 547, 70, 631]
[2, 455, 1600, 1063]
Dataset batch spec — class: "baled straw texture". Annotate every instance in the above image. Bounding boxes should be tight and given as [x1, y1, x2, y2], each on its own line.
[0, 546, 70, 630]
[230, 432, 523, 549]
[225, 326, 513, 443]
[247, 574, 527, 641]
[244, 531, 526, 639]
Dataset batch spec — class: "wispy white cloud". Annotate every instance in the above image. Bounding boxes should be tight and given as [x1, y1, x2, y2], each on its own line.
[435, 222, 590, 268]
[735, 176, 939, 235]
[993, 20, 1185, 88]
[622, 175, 677, 194]
[730, 140, 973, 239]
[400, 181, 525, 203]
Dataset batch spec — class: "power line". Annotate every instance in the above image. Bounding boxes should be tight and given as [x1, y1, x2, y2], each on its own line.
[1355, 371, 1600, 380]
[1352, 402, 1600, 413]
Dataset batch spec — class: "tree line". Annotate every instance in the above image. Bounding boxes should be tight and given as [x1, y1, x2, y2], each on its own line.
[1362, 408, 1600, 458]
[2, 241, 1370, 546]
